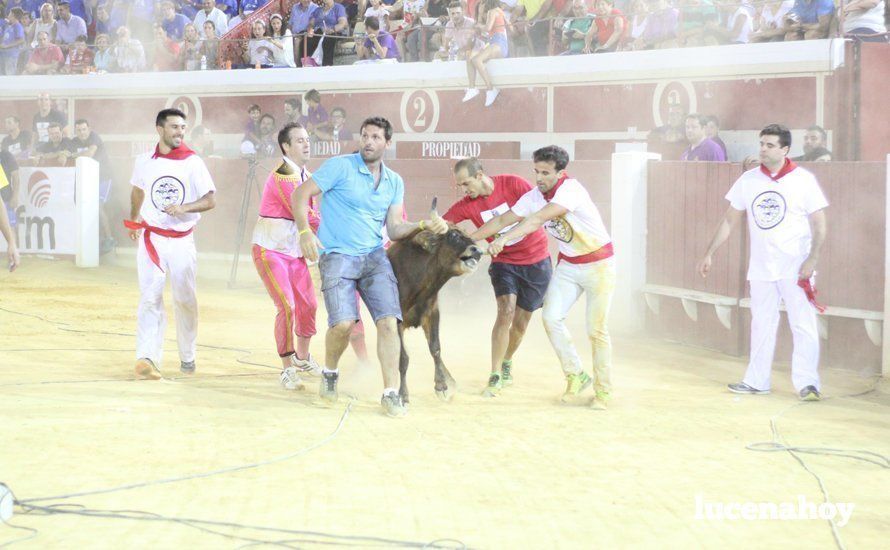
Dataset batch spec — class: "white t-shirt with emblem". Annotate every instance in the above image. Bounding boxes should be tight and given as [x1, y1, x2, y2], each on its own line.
[130, 152, 216, 232]
[726, 165, 828, 281]
[511, 178, 611, 257]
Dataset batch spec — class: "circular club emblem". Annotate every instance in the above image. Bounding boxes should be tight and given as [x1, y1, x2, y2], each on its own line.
[751, 191, 786, 230]
[400, 89, 440, 134]
[652, 80, 697, 128]
[151, 176, 186, 211]
[545, 217, 574, 243]
[164, 95, 202, 128]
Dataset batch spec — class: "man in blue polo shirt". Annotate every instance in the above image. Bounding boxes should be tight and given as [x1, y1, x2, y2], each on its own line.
[293, 116, 447, 417]
[784, 0, 834, 40]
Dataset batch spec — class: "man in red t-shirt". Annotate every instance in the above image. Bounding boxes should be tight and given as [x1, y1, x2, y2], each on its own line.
[443, 157, 552, 397]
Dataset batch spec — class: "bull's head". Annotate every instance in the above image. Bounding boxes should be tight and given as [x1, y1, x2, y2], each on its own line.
[411, 226, 483, 276]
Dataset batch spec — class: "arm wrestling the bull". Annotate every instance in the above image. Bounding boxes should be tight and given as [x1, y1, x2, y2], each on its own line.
[293, 177, 325, 262]
[384, 202, 448, 241]
[470, 209, 524, 252]
[488, 203, 569, 257]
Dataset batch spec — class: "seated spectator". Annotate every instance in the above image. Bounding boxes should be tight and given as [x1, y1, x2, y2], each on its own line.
[152, 24, 181, 71]
[159, 1, 191, 41]
[255, 114, 278, 158]
[397, 0, 430, 63]
[228, 5, 246, 32]
[559, 0, 594, 55]
[56, 1, 88, 48]
[180, 0, 205, 19]
[268, 13, 296, 68]
[199, 21, 220, 69]
[584, 0, 625, 52]
[216, 0, 240, 18]
[67, 119, 116, 253]
[194, 0, 228, 38]
[93, 3, 118, 39]
[682, 113, 726, 161]
[33, 93, 68, 144]
[750, 0, 794, 42]
[290, 0, 319, 66]
[463, 0, 510, 107]
[243, 19, 276, 67]
[241, 0, 273, 16]
[180, 23, 203, 70]
[364, 0, 391, 31]
[704, 115, 728, 159]
[23, 30, 64, 74]
[647, 104, 687, 158]
[28, 2, 56, 48]
[435, 2, 475, 61]
[792, 125, 832, 161]
[62, 34, 95, 73]
[357, 16, 402, 62]
[93, 33, 115, 72]
[283, 98, 302, 126]
[701, 0, 754, 44]
[2, 116, 33, 159]
[301, 89, 330, 136]
[0, 8, 26, 76]
[632, 0, 678, 49]
[306, 0, 349, 67]
[315, 107, 354, 141]
[34, 123, 72, 166]
[784, 0, 834, 41]
[628, 0, 649, 43]
[113, 26, 146, 72]
[843, 0, 887, 41]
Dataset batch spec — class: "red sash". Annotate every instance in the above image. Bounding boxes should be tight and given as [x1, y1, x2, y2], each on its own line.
[797, 277, 826, 313]
[558, 242, 614, 265]
[124, 219, 193, 272]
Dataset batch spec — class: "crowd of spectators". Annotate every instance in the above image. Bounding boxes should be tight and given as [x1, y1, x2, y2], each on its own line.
[0, 0, 885, 75]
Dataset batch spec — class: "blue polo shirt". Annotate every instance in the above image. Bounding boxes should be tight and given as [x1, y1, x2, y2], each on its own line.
[312, 153, 404, 256]
[792, 0, 835, 24]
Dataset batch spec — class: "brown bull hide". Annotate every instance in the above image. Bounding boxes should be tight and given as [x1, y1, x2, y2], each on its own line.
[386, 226, 483, 403]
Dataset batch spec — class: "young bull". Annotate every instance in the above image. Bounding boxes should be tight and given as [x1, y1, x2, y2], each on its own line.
[387, 221, 483, 403]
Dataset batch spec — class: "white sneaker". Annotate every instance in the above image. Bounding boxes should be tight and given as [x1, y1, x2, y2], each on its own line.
[292, 354, 322, 377]
[484, 88, 500, 107]
[279, 366, 304, 390]
[462, 88, 480, 102]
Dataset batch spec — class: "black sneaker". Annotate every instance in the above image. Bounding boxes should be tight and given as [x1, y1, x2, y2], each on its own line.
[180, 360, 196, 374]
[501, 361, 513, 386]
[319, 370, 339, 403]
[381, 391, 407, 417]
[727, 382, 770, 395]
[799, 385, 822, 401]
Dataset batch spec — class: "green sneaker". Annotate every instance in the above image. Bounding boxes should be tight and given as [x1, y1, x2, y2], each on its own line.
[482, 373, 504, 397]
[501, 360, 513, 386]
[589, 390, 610, 410]
[561, 371, 593, 402]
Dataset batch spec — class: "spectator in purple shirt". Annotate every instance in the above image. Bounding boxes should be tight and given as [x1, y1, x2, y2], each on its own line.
[307, 0, 348, 66]
[300, 89, 330, 137]
[682, 114, 726, 161]
[160, 1, 191, 41]
[704, 115, 728, 159]
[357, 16, 401, 62]
[632, 0, 678, 49]
[56, 1, 88, 46]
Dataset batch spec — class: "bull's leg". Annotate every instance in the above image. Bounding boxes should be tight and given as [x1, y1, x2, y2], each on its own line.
[398, 324, 410, 404]
[422, 305, 456, 402]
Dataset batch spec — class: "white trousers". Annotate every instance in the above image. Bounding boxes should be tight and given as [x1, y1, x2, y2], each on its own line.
[744, 278, 820, 392]
[541, 258, 616, 393]
[136, 233, 198, 367]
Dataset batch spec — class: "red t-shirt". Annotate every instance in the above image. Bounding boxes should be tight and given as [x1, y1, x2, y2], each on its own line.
[443, 174, 550, 265]
[595, 8, 627, 46]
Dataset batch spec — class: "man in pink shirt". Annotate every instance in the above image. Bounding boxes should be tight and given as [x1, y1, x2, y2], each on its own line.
[252, 122, 323, 390]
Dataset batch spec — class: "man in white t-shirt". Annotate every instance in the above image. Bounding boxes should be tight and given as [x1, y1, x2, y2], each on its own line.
[485, 146, 616, 410]
[697, 124, 828, 401]
[127, 108, 217, 380]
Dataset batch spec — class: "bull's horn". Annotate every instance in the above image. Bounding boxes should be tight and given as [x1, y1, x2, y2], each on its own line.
[430, 196, 438, 216]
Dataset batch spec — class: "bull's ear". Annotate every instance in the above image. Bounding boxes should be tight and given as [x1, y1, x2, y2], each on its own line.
[411, 230, 438, 252]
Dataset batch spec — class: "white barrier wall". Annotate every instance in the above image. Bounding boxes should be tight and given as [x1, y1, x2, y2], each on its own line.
[75, 157, 100, 267]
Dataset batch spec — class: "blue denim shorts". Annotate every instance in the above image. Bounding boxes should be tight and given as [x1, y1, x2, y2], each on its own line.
[318, 248, 402, 327]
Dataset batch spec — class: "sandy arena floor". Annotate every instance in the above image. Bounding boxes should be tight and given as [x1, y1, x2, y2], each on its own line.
[0, 257, 888, 549]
